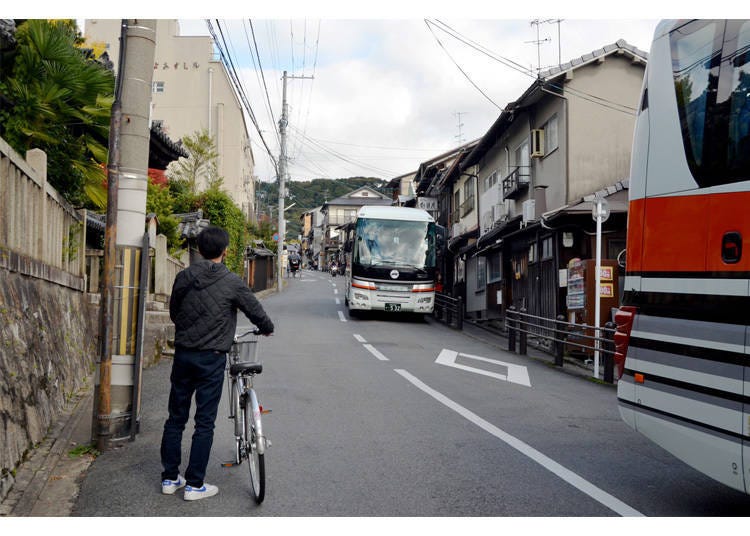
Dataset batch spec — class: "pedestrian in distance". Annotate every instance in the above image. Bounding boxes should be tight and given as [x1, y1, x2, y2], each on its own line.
[160, 225, 275, 501]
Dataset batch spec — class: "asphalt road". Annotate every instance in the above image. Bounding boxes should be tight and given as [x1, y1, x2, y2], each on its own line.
[72, 269, 750, 518]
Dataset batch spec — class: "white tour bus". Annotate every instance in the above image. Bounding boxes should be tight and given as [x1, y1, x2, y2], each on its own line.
[615, 19, 750, 493]
[342, 205, 438, 315]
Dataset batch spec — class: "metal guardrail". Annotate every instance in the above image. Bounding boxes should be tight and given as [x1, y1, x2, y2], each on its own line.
[504, 306, 617, 383]
[433, 292, 463, 330]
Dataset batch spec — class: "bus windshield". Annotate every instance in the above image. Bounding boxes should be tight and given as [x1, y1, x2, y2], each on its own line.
[353, 217, 436, 270]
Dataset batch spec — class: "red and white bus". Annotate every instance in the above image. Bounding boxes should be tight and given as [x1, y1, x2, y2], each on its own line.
[615, 19, 750, 493]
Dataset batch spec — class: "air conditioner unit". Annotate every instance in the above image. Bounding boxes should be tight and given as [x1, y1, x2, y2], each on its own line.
[522, 199, 536, 224]
[531, 129, 545, 158]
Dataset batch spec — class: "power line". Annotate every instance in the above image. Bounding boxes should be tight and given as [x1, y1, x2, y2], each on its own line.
[206, 19, 278, 175]
[245, 19, 279, 147]
[426, 19, 638, 115]
[424, 19, 504, 111]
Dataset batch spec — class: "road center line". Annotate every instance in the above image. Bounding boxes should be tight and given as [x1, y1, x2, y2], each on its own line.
[353, 334, 367, 343]
[363, 344, 389, 361]
[337, 311, 347, 322]
[393, 368, 644, 517]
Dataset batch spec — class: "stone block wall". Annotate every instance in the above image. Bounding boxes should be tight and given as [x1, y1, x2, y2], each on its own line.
[0, 270, 98, 501]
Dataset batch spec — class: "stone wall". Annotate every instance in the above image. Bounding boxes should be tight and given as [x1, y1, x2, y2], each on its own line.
[0, 270, 98, 501]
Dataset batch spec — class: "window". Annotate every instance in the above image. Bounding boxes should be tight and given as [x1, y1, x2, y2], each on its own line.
[152, 81, 165, 93]
[484, 171, 498, 191]
[487, 252, 502, 282]
[544, 115, 559, 154]
[670, 19, 750, 186]
[515, 141, 530, 173]
[541, 236, 553, 259]
[476, 256, 486, 288]
[528, 242, 537, 264]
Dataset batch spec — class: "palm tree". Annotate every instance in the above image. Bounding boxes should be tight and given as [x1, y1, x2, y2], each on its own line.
[0, 19, 114, 208]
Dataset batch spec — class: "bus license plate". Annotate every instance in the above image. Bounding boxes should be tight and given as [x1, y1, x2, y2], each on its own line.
[385, 303, 401, 312]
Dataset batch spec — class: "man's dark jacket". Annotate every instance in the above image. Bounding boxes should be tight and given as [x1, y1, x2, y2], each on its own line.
[170, 260, 274, 352]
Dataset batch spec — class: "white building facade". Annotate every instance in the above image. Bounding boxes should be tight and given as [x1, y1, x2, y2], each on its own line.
[84, 19, 257, 220]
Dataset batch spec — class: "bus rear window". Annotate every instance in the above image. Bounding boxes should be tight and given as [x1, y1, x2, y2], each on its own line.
[671, 20, 750, 187]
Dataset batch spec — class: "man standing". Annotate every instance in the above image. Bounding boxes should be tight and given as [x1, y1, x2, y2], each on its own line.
[160, 225, 274, 501]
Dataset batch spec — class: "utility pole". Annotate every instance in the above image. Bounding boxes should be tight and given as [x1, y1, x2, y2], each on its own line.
[277, 70, 313, 293]
[97, 19, 157, 451]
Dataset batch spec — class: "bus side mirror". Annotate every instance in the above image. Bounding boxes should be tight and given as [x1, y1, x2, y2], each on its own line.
[436, 225, 447, 251]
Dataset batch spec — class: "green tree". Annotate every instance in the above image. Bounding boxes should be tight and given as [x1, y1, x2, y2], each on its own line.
[146, 176, 181, 253]
[0, 19, 114, 208]
[166, 129, 221, 195]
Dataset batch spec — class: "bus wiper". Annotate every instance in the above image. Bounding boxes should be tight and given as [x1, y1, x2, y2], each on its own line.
[370, 260, 427, 273]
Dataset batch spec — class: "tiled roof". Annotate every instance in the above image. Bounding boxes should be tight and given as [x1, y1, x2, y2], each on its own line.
[539, 39, 648, 80]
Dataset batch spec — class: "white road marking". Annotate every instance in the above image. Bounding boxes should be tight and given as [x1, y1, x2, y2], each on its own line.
[333, 289, 339, 294]
[335, 298, 341, 305]
[338, 311, 347, 322]
[435, 349, 531, 387]
[363, 344, 389, 361]
[393, 369, 644, 517]
[353, 334, 367, 343]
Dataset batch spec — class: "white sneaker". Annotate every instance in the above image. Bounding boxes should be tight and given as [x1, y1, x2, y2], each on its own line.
[161, 475, 186, 495]
[184, 483, 219, 501]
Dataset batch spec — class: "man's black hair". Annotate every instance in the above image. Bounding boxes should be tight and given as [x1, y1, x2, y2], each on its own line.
[197, 225, 230, 260]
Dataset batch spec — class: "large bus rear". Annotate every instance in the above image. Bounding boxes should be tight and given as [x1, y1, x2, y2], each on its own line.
[344, 206, 437, 315]
[615, 19, 750, 493]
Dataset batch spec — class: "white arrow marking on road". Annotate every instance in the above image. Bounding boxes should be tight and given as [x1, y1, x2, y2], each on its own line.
[435, 349, 531, 387]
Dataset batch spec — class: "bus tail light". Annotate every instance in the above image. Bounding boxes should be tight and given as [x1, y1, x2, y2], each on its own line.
[613, 306, 637, 379]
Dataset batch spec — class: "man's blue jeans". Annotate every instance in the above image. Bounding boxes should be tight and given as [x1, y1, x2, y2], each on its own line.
[160, 348, 226, 488]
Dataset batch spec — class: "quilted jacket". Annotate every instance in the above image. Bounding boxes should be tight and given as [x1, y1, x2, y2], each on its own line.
[169, 259, 274, 352]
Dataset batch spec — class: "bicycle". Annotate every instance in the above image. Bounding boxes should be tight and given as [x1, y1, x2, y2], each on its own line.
[222, 329, 270, 504]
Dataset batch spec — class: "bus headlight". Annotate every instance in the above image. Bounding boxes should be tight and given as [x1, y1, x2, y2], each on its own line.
[354, 293, 369, 301]
[417, 296, 433, 304]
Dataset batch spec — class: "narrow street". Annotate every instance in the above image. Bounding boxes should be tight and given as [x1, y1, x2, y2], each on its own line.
[72, 270, 750, 517]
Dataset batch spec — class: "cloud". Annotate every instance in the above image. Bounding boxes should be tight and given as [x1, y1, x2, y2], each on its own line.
[194, 18, 659, 182]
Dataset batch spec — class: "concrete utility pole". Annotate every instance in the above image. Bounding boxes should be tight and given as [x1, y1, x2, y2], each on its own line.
[277, 70, 313, 293]
[97, 19, 157, 451]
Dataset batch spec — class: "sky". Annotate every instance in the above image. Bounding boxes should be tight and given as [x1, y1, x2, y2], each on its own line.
[45, 1, 721, 184]
[174, 14, 660, 184]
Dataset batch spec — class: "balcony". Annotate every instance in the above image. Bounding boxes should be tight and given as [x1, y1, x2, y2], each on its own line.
[502, 166, 531, 200]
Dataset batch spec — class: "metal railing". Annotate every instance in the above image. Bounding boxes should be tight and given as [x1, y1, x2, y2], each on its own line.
[433, 292, 463, 330]
[502, 166, 531, 200]
[505, 306, 617, 383]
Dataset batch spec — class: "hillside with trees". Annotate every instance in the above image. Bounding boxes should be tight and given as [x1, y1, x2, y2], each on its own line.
[256, 177, 392, 239]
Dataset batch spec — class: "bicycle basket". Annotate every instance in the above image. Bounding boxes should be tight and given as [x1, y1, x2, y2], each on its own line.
[231, 332, 259, 363]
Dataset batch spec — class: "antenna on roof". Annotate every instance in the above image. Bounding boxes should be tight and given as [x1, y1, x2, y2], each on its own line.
[454, 111, 467, 144]
[528, 18, 564, 75]
[528, 19, 551, 77]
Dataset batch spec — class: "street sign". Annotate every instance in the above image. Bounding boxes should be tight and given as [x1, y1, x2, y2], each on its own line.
[272, 233, 279, 242]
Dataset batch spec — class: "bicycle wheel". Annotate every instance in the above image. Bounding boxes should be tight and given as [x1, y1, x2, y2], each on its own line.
[243, 392, 265, 504]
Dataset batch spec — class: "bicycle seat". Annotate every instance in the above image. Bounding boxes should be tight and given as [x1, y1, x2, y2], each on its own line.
[230, 362, 263, 376]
